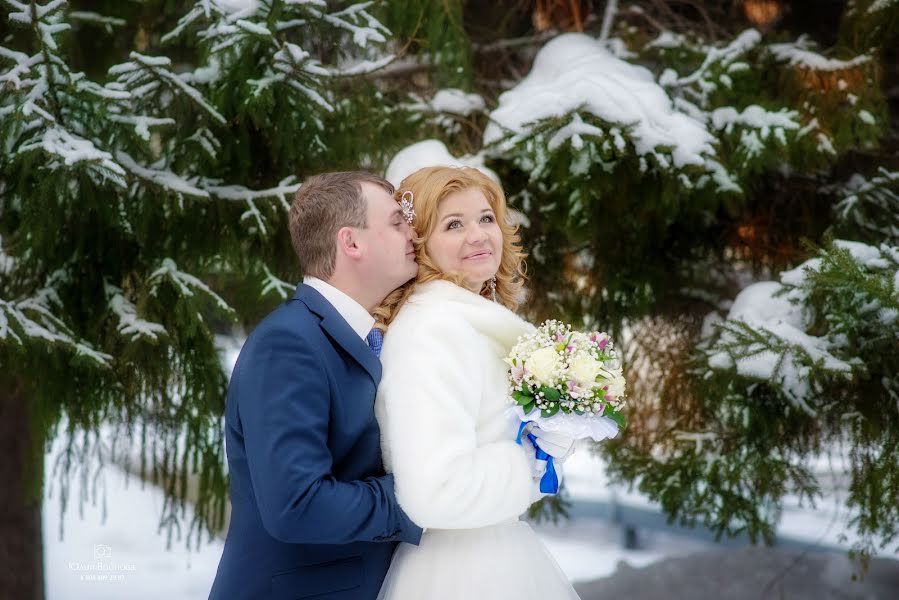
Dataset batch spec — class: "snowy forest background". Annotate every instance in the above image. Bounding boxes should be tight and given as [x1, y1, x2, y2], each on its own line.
[1, 0, 897, 598]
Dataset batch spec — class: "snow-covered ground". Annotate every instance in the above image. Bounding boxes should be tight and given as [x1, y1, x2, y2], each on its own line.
[44, 435, 894, 599]
[42, 338, 895, 598]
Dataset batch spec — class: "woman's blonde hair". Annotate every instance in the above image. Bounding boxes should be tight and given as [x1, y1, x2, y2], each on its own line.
[372, 166, 527, 330]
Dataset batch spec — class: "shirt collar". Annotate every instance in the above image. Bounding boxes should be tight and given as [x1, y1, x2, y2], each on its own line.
[303, 276, 375, 341]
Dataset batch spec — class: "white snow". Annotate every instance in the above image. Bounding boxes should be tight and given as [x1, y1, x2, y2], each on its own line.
[325, 4, 389, 48]
[858, 109, 876, 125]
[710, 105, 800, 136]
[484, 33, 716, 169]
[43, 443, 224, 600]
[116, 152, 209, 198]
[39, 380, 898, 599]
[0, 234, 16, 274]
[547, 113, 606, 151]
[647, 31, 686, 50]
[105, 284, 168, 343]
[727, 281, 805, 328]
[707, 278, 855, 415]
[19, 127, 126, 185]
[261, 265, 296, 300]
[427, 88, 486, 115]
[768, 38, 870, 71]
[214, 0, 261, 15]
[234, 18, 271, 37]
[148, 259, 234, 316]
[385, 139, 499, 188]
[867, 0, 897, 13]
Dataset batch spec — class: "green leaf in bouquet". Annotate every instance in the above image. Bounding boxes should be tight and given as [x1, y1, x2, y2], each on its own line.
[606, 409, 627, 430]
[540, 387, 561, 401]
[541, 403, 560, 418]
[513, 390, 533, 406]
[522, 400, 536, 414]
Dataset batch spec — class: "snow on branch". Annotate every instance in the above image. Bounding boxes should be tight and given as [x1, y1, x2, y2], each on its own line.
[148, 258, 235, 317]
[312, 1, 389, 48]
[69, 11, 127, 30]
[104, 283, 167, 343]
[833, 168, 899, 244]
[0, 275, 113, 367]
[0, 234, 16, 275]
[116, 151, 209, 198]
[702, 240, 898, 417]
[484, 33, 717, 170]
[205, 175, 299, 210]
[260, 265, 295, 300]
[660, 29, 761, 92]
[768, 37, 871, 71]
[108, 52, 227, 124]
[18, 127, 127, 187]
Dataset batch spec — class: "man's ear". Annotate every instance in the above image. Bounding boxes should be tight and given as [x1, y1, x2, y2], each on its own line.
[336, 226, 362, 260]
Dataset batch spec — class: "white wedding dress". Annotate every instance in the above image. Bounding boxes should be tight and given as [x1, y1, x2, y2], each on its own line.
[374, 280, 580, 600]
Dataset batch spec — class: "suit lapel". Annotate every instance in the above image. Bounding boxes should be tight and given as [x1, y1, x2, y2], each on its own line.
[293, 284, 382, 384]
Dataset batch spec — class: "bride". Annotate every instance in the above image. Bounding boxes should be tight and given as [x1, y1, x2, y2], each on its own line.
[372, 166, 581, 599]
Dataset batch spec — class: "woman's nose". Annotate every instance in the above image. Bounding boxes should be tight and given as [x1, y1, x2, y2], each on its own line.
[466, 225, 489, 244]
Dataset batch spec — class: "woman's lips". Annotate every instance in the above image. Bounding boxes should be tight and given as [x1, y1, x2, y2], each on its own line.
[464, 250, 492, 260]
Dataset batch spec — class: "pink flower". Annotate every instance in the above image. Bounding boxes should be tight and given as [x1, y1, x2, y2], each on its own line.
[511, 364, 527, 384]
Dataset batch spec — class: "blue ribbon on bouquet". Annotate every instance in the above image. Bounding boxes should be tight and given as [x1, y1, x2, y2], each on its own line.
[515, 421, 559, 494]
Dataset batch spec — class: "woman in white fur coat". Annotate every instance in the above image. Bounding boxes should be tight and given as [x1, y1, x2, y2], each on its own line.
[372, 166, 581, 599]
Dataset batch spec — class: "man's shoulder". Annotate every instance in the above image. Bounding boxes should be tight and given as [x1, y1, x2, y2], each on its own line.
[244, 299, 321, 348]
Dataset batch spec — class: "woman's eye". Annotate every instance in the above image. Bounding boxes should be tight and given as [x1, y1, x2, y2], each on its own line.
[447, 220, 461, 230]
[481, 214, 495, 223]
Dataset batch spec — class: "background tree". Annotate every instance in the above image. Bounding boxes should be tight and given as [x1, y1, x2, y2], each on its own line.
[2, 1, 897, 598]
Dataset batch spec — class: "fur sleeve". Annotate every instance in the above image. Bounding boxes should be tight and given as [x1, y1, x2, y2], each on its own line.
[377, 312, 534, 529]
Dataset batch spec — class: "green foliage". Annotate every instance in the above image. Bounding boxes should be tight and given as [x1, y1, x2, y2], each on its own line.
[0, 0, 409, 547]
[605, 240, 899, 563]
[380, 0, 472, 88]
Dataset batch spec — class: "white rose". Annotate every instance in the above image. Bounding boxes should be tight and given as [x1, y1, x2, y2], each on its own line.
[568, 353, 603, 387]
[525, 346, 562, 385]
[605, 374, 626, 398]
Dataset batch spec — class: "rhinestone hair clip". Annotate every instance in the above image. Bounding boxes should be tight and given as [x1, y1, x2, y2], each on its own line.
[399, 191, 416, 225]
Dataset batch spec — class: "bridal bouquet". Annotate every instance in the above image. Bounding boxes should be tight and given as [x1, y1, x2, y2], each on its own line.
[506, 320, 627, 492]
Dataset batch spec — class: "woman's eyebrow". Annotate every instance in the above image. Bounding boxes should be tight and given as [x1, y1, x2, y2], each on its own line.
[440, 209, 493, 221]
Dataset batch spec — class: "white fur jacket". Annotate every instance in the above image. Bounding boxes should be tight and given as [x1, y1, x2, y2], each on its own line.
[375, 279, 540, 530]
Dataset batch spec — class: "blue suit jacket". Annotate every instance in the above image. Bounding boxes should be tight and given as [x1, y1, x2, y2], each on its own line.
[209, 284, 422, 600]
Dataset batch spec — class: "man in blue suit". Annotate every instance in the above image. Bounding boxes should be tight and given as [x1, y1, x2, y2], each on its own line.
[210, 171, 423, 599]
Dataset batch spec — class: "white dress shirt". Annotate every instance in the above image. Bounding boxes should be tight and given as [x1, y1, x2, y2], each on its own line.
[303, 276, 375, 341]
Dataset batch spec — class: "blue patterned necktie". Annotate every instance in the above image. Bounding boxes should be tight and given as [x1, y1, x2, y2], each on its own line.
[366, 327, 384, 358]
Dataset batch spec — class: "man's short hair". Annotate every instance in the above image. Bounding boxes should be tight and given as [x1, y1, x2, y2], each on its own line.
[289, 171, 395, 279]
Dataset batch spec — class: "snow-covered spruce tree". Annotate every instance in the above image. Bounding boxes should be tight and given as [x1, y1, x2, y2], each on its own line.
[480, 18, 885, 327]
[381, 0, 898, 562]
[606, 239, 898, 568]
[0, 0, 404, 596]
[592, 4, 899, 571]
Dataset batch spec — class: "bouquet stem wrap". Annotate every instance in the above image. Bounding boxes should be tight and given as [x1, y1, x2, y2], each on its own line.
[515, 421, 559, 494]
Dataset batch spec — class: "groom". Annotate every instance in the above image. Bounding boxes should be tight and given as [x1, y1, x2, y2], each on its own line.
[209, 171, 423, 600]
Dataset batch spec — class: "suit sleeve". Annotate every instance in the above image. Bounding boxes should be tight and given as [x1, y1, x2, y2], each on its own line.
[377, 317, 535, 529]
[237, 325, 422, 545]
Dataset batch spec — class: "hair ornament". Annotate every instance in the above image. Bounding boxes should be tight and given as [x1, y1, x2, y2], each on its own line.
[399, 191, 416, 225]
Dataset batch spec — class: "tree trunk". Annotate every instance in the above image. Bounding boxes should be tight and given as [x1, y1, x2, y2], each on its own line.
[0, 378, 44, 600]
